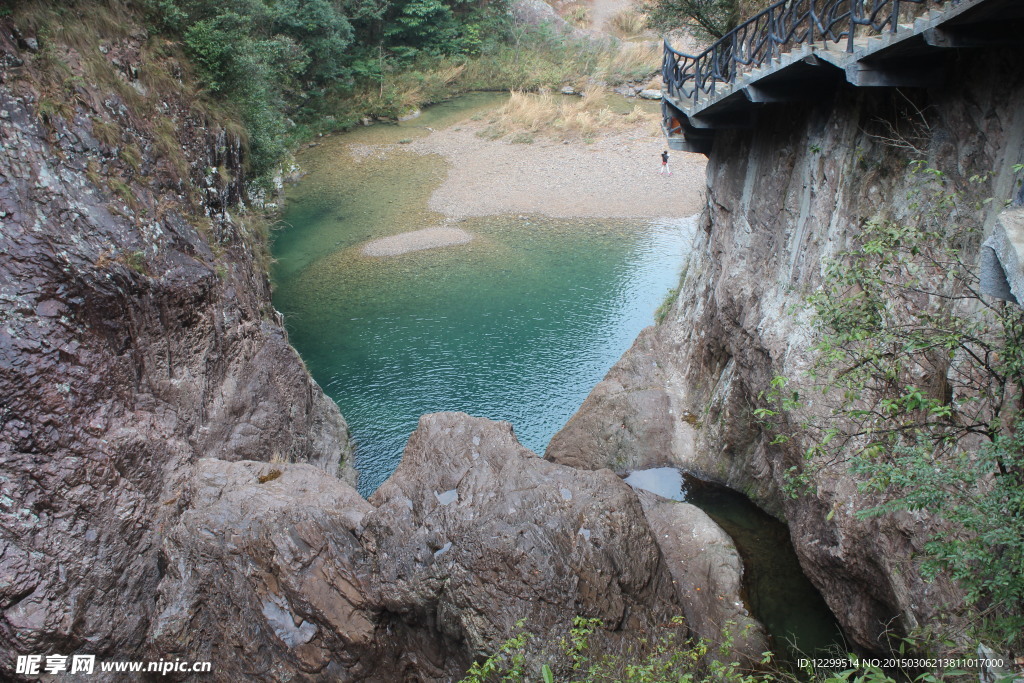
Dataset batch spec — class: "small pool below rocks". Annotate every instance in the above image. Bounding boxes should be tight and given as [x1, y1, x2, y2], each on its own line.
[625, 468, 845, 664]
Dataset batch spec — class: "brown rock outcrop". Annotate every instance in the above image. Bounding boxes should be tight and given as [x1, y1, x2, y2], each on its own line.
[548, 48, 1024, 650]
[365, 412, 682, 674]
[150, 460, 376, 679]
[0, 13, 350, 674]
[144, 413, 763, 681]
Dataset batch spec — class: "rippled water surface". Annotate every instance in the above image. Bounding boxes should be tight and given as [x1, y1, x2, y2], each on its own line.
[272, 95, 693, 495]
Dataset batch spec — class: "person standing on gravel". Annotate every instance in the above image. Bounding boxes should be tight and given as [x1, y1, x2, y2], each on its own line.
[659, 150, 672, 176]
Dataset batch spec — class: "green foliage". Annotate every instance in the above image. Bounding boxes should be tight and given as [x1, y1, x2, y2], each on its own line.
[384, 0, 465, 60]
[139, 0, 656, 179]
[459, 616, 781, 682]
[123, 250, 148, 274]
[139, 0, 514, 177]
[757, 163, 1024, 651]
[855, 430, 1024, 640]
[462, 620, 531, 682]
[655, 285, 679, 323]
[640, 0, 769, 43]
[457, 616, 1005, 682]
[641, 0, 741, 41]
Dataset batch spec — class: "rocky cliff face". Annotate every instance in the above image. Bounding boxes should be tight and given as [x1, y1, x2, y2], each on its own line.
[145, 412, 768, 681]
[548, 48, 1024, 651]
[0, 6, 764, 680]
[0, 7, 351, 673]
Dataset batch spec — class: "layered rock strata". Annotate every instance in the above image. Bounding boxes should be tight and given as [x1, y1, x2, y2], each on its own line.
[0, 14, 352, 672]
[548, 48, 1024, 650]
[65, 412, 759, 681]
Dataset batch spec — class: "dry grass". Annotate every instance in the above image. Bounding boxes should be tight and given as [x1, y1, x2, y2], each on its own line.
[482, 87, 656, 141]
[153, 117, 189, 179]
[119, 142, 142, 173]
[606, 9, 648, 39]
[351, 62, 468, 120]
[596, 41, 661, 84]
[559, 1, 591, 27]
[108, 177, 138, 211]
[257, 467, 283, 483]
[91, 117, 122, 148]
[85, 159, 103, 187]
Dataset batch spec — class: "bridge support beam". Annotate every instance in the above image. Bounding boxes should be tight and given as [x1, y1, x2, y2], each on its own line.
[924, 23, 1024, 48]
[844, 62, 945, 88]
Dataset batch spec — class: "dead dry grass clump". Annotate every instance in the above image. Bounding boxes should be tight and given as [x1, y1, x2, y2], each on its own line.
[606, 9, 649, 39]
[596, 41, 661, 83]
[481, 87, 656, 141]
[559, 1, 591, 27]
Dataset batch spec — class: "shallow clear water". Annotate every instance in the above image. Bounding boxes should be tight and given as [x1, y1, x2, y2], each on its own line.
[272, 94, 693, 495]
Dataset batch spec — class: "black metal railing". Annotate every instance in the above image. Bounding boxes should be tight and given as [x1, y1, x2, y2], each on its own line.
[663, 0, 954, 110]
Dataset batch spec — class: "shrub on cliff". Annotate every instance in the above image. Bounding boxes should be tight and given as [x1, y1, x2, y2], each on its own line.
[640, 0, 770, 43]
[460, 616, 774, 683]
[757, 164, 1024, 655]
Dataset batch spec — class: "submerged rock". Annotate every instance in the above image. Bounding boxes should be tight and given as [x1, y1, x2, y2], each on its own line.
[359, 226, 473, 257]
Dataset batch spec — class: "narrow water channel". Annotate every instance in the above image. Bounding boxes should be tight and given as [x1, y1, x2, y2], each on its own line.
[625, 468, 845, 664]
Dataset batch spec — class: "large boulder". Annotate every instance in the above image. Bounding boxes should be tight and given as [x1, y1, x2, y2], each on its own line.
[363, 412, 682, 673]
[636, 492, 769, 665]
[150, 460, 377, 680]
[145, 413, 736, 681]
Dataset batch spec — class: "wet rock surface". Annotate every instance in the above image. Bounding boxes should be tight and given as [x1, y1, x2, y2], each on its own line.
[547, 48, 1024, 650]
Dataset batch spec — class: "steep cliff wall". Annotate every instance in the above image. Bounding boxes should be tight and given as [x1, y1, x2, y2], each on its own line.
[548, 47, 1024, 651]
[0, 4, 352, 669]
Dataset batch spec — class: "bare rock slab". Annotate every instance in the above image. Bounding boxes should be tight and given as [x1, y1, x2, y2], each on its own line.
[151, 460, 378, 679]
[636, 491, 769, 665]
[364, 412, 682, 666]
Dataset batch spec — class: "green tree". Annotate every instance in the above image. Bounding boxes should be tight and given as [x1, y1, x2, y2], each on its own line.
[641, 0, 770, 45]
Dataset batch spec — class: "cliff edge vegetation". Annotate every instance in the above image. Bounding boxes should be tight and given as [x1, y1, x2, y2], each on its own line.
[127, 0, 663, 178]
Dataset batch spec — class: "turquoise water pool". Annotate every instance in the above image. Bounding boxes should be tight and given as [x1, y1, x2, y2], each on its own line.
[271, 97, 693, 494]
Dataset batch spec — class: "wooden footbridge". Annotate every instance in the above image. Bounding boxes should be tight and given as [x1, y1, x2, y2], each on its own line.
[661, 0, 1024, 154]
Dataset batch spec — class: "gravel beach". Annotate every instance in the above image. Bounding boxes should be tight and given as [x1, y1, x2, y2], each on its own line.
[408, 118, 706, 220]
[361, 226, 474, 256]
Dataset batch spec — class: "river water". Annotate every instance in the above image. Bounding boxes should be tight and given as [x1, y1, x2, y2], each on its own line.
[272, 93, 844, 667]
[272, 93, 693, 494]
[624, 468, 844, 663]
